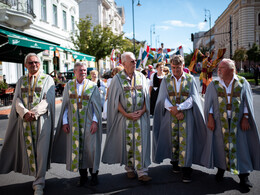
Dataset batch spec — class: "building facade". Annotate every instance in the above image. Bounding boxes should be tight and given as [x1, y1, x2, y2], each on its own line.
[78, 0, 125, 72]
[0, 0, 95, 84]
[193, 0, 260, 64]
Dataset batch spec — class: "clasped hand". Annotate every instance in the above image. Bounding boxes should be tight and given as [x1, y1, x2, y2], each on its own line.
[169, 106, 184, 120]
[23, 111, 36, 122]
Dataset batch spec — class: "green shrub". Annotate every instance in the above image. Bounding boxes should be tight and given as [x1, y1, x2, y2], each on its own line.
[0, 81, 9, 90]
[237, 72, 254, 79]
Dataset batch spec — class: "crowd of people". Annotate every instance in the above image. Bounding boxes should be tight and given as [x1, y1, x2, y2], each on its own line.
[0, 52, 259, 195]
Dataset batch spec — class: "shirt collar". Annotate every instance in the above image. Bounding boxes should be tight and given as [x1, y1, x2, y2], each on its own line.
[124, 70, 135, 81]
[171, 72, 186, 80]
[76, 79, 85, 85]
[217, 74, 238, 86]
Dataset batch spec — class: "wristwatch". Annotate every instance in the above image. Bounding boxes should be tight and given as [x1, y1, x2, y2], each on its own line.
[244, 115, 249, 119]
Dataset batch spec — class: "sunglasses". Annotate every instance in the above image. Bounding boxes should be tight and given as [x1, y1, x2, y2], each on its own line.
[28, 61, 40, 65]
[130, 60, 137, 63]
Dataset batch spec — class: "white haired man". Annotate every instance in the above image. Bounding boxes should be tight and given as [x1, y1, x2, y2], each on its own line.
[202, 58, 260, 189]
[0, 53, 55, 195]
[102, 52, 152, 182]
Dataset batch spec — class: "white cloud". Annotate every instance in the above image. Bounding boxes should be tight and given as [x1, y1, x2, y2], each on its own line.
[156, 25, 171, 31]
[164, 20, 196, 28]
[198, 22, 207, 31]
[124, 32, 133, 38]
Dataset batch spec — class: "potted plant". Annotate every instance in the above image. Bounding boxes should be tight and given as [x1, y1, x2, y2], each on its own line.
[0, 81, 14, 94]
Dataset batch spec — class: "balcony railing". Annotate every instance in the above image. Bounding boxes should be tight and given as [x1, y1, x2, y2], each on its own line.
[0, 0, 35, 17]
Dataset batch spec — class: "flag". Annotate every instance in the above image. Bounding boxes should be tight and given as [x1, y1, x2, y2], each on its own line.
[142, 44, 150, 68]
[136, 47, 144, 68]
[211, 48, 226, 69]
[188, 48, 199, 73]
[175, 46, 184, 57]
[110, 49, 115, 61]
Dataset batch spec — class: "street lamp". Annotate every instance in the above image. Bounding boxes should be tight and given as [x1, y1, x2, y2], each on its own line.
[132, 0, 141, 54]
[204, 9, 211, 52]
[150, 24, 155, 48]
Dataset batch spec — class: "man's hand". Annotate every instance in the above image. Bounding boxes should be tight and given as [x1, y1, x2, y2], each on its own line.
[62, 124, 70, 134]
[169, 106, 178, 116]
[241, 116, 250, 131]
[125, 110, 144, 121]
[176, 112, 184, 120]
[23, 111, 36, 122]
[207, 114, 215, 131]
[90, 121, 98, 134]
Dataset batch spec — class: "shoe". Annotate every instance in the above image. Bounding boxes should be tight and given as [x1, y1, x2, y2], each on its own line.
[239, 175, 253, 188]
[171, 161, 181, 173]
[172, 165, 181, 173]
[215, 168, 225, 182]
[90, 173, 99, 186]
[34, 185, 43, 195]
[77, 176, 88, 187]
[138, 175, 152, 182]
[182, 167, 192, 183]
[127, 171, 136, 179]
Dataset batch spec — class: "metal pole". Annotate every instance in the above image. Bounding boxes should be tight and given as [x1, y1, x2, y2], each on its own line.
[230, 16, 232, 59]
[209, 11, 211, 53]
[132, 0, 135, 54]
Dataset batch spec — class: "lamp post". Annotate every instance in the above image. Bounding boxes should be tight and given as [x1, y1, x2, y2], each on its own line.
[132, 0, 141, 55]
[204, 9, 211, 52]
[150, 24, 155, 48]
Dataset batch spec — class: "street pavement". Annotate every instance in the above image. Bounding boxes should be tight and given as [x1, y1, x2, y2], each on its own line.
[0, 76, 260, 195]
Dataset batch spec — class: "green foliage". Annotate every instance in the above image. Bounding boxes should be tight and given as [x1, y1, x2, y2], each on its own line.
[237, 72, 254, 79]
[233, 48, 248, 62]
[247, 43, 260, 63]
[0, 81, 8, 90]
[71, 16, 128, 71]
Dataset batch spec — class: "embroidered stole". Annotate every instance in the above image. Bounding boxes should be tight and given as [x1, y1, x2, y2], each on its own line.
[21, 74, 46, 174]
[117, 71, 144, 169]
[166, 74, 191, 167]
[214, 77, 243, 174]
[68, 79, 95, 172]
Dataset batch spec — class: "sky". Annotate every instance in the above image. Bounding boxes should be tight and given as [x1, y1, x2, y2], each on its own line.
[115, 0, 232, 54]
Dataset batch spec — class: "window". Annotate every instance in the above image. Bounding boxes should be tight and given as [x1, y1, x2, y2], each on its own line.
[53, 4, 58, 26]
[258, 13, 260, 26]
[71, 16, 75, 32]
[41, 0, 47, 21]
[63, 10, 67, 30]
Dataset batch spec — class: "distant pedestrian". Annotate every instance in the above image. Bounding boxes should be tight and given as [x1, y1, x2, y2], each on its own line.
[253, 64, 259, 86]
[202, 58, 260, 189]
[52, 62, 102, 187]
[90, 70, 107, 109]
[149, 62, 165, 115]
[0, 53, 55, 195]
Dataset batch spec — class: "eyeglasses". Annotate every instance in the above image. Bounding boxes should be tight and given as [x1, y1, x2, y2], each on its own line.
[130, 60, 137, 63]
[28, 61, 40, 65]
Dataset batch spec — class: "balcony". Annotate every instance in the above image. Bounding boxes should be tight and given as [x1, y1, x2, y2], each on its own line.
[0, 0, 35, 28]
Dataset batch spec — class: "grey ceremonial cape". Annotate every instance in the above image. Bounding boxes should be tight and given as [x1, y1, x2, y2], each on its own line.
[102, 71, 151, 168]
[201, 78, 260, 173]
[0, 72, 55, 177]
[153, 73, 207, 166]
[52, 79, 102, 173]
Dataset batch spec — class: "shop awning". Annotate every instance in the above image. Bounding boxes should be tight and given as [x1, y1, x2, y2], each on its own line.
[0, 26, 58, 63]
[57, 46, 95, 62]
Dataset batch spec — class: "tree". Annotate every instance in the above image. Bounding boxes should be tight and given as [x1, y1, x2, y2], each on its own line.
[233, 47, 248, 72]
[247, 43, 260, 70]
[71, 16, 126, 71]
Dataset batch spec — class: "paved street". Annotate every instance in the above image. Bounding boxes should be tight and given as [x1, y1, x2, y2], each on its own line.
[0, 76, 260, 195]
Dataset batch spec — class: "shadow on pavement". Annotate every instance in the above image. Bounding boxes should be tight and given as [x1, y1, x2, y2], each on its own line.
[0, 115, 8, 120]
[0, 165, 250, 195]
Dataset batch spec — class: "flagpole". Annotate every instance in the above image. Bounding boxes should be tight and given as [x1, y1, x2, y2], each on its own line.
[132, 0, 141, 55]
